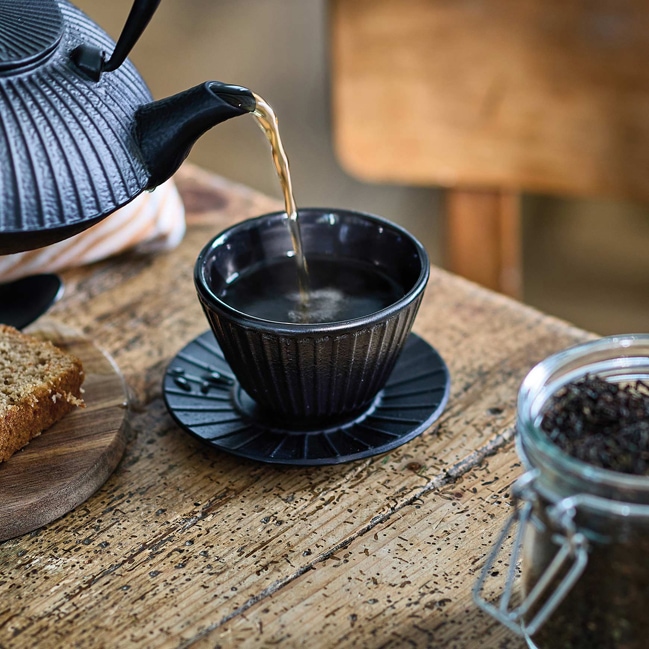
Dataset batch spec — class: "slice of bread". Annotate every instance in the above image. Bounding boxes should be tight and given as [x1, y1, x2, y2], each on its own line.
[0, 324, 85, 463]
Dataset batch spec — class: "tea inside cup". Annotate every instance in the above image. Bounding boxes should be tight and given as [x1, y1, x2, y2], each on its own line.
[195, 208, 429, 421]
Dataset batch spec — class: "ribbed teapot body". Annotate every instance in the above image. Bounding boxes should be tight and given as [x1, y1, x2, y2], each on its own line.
[0, 0, 152, 252]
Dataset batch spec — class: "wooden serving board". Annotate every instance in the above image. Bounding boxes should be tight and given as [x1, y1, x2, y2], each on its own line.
[0, 320, 128, 541]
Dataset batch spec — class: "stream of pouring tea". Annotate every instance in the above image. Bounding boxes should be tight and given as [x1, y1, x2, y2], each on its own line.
[247, 94, 400, 324]
[251, 94, 309, 300]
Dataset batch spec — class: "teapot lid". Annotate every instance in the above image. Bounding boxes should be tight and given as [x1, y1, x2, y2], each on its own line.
[0, 0, 63, 72]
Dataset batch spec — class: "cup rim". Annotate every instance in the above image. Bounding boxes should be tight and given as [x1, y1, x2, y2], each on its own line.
[194, 207, 430, 335]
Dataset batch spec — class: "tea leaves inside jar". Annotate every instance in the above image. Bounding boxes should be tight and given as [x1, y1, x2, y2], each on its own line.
[540, 374, 649, 474]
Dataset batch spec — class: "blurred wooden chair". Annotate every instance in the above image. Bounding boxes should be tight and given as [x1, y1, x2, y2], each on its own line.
[329, 0, 649, 297]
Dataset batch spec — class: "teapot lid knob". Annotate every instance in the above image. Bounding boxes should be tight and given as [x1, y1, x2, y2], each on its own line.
[0, 0, 63, 73]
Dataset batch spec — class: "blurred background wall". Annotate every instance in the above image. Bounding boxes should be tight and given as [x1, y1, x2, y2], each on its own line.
[75, 0, 648, 335]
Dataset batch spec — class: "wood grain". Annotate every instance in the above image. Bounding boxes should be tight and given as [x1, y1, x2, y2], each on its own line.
[445, 189, 522, 297]
[0, 164, 593, 648]
[200, 441, 525, 649]
[0, 320, 128, 541]
[330, 0, 649, 201]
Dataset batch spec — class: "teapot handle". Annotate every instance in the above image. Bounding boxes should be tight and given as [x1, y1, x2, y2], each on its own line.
[102, 0, 162, 73]
[71, 0, 161, 80]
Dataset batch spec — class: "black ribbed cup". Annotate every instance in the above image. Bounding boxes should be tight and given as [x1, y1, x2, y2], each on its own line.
[194, 208, 429, 422]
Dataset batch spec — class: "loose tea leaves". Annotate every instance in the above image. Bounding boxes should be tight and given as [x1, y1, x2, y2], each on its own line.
[541, 374, 649, 475]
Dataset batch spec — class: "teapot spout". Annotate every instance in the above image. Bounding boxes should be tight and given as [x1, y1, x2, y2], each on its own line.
[136, 82, 256, 189]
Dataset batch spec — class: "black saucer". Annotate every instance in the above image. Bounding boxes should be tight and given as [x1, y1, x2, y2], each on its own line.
[163, 330, 450, 466]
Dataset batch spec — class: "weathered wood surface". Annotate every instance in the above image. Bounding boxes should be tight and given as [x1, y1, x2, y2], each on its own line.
[0, 164, 592, 648]
[0, 321, 128, 542]
[205, 440, 525, 649]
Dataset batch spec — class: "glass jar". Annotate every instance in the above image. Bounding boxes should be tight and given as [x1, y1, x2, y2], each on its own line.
[474, 334, 649, 649]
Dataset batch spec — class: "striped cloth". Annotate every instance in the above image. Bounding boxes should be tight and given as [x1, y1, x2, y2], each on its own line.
[0, 180, 185, 282]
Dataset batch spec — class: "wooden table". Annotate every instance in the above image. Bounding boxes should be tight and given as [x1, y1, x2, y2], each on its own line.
[0, 164, 592, 648]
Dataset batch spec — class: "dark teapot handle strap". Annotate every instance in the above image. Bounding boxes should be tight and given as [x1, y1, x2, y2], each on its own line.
[71, 0, 161, 80]
[102, 0, 162, 73]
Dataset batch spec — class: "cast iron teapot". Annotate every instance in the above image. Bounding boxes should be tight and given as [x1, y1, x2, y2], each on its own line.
[0, 0, 257, 254]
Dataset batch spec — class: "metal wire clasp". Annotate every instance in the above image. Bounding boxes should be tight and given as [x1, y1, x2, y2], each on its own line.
[473, 470, 589, 637]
